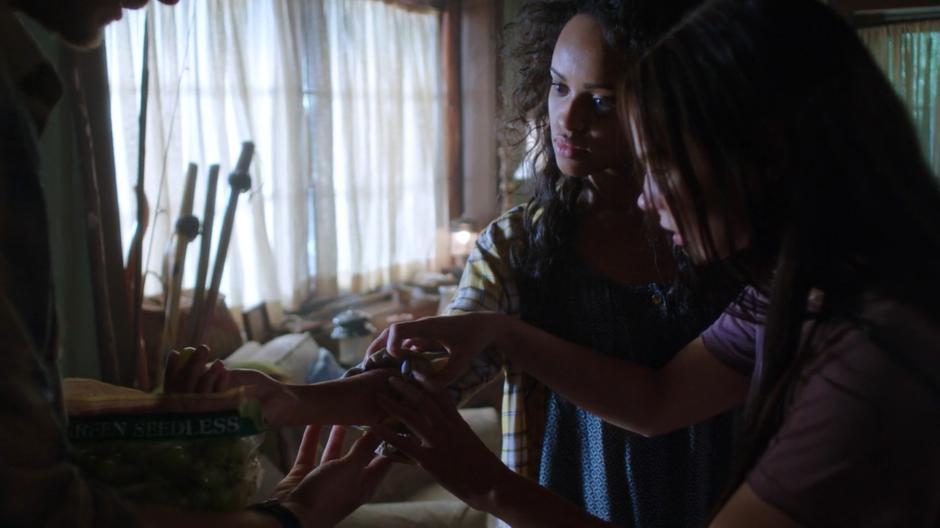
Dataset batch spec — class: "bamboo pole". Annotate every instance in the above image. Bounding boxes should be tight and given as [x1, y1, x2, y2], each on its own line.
[188, 164, 220, 344]
[66, 56, 121, 385]
[128, 13, 151, 390]
[195, 142, 253, 345]
[156, 163, 199, 382]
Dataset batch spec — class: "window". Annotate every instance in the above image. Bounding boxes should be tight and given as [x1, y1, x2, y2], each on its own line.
[105, 0, 449, 311]
[861, 20, 940, 175]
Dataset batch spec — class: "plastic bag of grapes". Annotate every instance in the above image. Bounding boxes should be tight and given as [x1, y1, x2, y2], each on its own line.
[64, 378, 266, 511]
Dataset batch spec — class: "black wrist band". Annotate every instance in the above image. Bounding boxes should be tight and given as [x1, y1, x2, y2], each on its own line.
[248, 498, 302, 528]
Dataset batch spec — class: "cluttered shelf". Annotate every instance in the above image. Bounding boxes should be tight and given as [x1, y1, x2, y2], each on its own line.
[227, 271, 459, 381]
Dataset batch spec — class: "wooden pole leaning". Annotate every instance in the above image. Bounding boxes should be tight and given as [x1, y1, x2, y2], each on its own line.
[188, 164, 220, 345]
[157, 163, 200, 382]
[128, 13, 151, 390]
[195, 142, 254, 346]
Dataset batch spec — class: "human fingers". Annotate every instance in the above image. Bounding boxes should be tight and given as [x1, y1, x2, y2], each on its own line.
[363, 350, 402, 370]
[163, 350, 182, 392]
[412, 355, 463, 390]
[321, 425, 348, 464]
[400, 337, 442, 352]
[292, 425, 323, 471]
[345, 431, 384, 464]
[385, 319, 446, 358]
[375, 393, 433, 445]
[163, 346, 200, 391]
[164, 345, 208, 392]
[365, 329, 390, 358]
[179, 345, 211, 393]
[194, 360, 225, 393]
[370, 423, 423, 461]
[360, 454, 394, 493]
[212, 367, 232, 393]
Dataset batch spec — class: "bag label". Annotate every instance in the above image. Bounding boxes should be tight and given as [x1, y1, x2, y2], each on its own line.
[68, 410, 263, 441]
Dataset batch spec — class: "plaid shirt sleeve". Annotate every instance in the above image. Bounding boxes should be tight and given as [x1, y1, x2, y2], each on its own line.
[444, 206, 546, 479]
[444, 207, 522, 401]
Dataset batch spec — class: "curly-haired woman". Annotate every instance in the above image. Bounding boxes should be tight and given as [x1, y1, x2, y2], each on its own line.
[373, 0, 940, 526]
[414, 1, 739, 526]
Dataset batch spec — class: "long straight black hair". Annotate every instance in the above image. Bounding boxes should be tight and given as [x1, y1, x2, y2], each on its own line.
[624, 0, 940, 503]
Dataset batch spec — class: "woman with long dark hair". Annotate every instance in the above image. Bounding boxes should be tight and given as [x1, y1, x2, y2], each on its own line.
[370, 0, 940, 526]
[411, 0, 739, 526]
[166, 2, 738, 525]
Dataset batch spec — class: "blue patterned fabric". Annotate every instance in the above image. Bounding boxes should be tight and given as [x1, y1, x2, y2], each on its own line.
[523, 257, 738, 527]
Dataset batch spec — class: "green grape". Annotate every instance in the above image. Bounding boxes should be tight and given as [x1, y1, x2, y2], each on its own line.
[178, 346, 198, 366]
[73, 434, 261, 511]
[157, 443, 193, 473]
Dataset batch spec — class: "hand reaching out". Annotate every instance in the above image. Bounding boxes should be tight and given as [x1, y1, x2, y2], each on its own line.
[363, 313, 514, 389]
[163, 345, 300, 425]
[164, 345, 397, 427]
[369, 375, 510, 512]
[275, 425, 392, 528]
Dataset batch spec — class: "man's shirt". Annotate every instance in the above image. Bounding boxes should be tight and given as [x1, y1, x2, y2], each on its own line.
[0, 7, 136, 526]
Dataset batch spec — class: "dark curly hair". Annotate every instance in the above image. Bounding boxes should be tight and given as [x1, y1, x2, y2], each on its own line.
[501, 0, 703, 282]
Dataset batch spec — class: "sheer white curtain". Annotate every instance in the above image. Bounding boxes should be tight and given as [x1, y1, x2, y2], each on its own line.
[860, 20, 940, 174]
[312, 0, 450, 296]
[105, 0, 447, 314]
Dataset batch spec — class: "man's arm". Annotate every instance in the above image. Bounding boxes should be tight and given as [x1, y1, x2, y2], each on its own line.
[0, 293, 147, 526]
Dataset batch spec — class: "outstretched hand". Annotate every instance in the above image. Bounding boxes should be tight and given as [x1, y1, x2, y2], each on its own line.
[164, 345, 396, 427]
[369, 375, 509, 512]
[363, 313, 513, 389]
[163, 345, 300, 425]
[276, 425, 392, 528]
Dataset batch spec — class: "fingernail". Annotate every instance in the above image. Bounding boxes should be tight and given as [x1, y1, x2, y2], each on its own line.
[401, 359, 413, 379]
